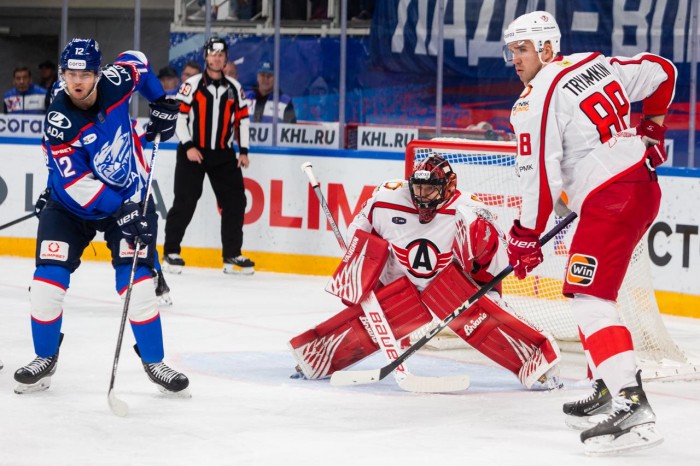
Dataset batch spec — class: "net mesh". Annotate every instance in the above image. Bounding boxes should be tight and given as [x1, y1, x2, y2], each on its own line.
[406, 139, 697, 378]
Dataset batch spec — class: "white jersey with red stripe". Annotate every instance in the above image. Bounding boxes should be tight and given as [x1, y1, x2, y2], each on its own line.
[346, 180, 509, 292]
[510, 52, 676, 233]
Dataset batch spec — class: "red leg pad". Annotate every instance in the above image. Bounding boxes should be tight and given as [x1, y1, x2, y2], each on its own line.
[289, 277, 432, 379]
[421, 262, 559, 380]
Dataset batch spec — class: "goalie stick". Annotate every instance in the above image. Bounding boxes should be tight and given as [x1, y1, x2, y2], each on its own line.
[301, 162, 470, 393]
[330, 211, 578, 387]
[108, 134, 161, 417]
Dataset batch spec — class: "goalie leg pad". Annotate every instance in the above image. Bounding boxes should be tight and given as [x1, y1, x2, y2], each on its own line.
[421, 262, 561, 388]
[289, 277, 432, 379]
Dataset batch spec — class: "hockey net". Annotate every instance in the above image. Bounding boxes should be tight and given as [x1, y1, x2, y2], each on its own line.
[405, 138, 699, 381]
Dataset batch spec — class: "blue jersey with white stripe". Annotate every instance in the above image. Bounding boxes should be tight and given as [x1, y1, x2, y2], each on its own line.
[42, 50, 164, 220]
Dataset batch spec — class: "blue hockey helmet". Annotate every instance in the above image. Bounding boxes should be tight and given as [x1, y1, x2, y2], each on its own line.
[60, 38, 102, 72]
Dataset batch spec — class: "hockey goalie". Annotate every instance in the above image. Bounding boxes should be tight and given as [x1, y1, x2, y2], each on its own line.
[289, 154, 561, 389]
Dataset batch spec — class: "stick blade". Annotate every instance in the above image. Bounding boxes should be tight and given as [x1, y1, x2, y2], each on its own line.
[398, 374, 470, 393]
[330, 368, 383, 386]
[108, 389, 129, 417]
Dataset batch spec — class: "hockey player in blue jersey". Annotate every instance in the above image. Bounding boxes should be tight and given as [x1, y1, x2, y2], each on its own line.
[14, 38, 188, 396]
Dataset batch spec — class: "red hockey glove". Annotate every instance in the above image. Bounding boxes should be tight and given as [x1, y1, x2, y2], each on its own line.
[507, 220, 543, 280]
[635, 119, 667, 168]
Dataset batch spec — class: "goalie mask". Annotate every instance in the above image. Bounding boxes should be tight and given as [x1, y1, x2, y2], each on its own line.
[409, 154, 457, 224]
[503, 11, 560, 63]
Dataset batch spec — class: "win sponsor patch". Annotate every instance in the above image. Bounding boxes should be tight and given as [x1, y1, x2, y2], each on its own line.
[566, 254, 597, 286]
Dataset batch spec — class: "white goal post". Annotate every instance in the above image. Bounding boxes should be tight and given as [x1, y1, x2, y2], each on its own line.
[405, 138, 699, 381]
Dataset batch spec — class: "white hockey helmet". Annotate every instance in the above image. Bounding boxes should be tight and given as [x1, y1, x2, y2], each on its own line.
[503, 11, 560, 61]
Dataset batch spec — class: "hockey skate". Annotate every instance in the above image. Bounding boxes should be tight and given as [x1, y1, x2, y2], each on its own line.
[134, 345, 191, 397]
[580, 372, 663, 456]
[14, 333, 64, 394]
[223, 255, 255, 275]
[563, 378, 613, 430]
[163, 253, 185, 274]
[153, 269, 172, 306]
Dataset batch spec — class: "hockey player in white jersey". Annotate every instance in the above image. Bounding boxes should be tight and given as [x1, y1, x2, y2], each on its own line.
[503, 11, 676, 455]
[290, 154, 561, 390]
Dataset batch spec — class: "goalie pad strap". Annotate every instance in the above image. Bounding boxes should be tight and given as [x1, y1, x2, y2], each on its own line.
[289, 277, 432, 379]
[421, 262, 560, 388]
[325, 229, 390, 304]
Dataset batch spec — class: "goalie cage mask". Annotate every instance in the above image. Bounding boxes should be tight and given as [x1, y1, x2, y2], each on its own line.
[408, 154, 457, 224]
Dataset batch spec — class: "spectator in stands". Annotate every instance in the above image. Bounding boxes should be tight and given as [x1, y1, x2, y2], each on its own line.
[3, 65, 46, 114]
[38, 60, 59, 110]
[38, 60, 58, 90]
[158, 66, 180, 96]
[226, 0, 253, 20]
[297, 75, 337, 122]
[245, 60, 296, 123]
[224, 62, 237, 80]
[180, 60, 202, 83]
[351, 0, 375, 21]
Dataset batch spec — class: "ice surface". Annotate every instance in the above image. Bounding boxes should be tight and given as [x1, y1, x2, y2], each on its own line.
[1, 257, 699, 465]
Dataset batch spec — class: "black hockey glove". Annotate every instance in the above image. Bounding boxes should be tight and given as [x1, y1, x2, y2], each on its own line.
[34, 188, 51, 217]
[145, 97, 179, 143]
[116, 202, 153, 246]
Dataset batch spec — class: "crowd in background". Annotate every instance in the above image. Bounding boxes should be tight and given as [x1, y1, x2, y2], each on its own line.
[3, 50, 330, 124]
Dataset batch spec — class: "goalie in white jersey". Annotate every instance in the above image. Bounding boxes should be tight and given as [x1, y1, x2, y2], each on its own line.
[503, 11, 676, 455]
[289, 155, 561, 390]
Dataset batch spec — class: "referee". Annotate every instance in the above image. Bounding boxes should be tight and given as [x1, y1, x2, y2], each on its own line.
[163, 36, 254, 275]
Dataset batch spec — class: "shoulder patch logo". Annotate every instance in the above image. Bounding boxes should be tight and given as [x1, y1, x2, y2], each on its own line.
[391, 216, 406, 225]
[82, 133, 97, 145]
[566, 253, 598, 286]
[47, 111, 72, 129]
[102, 67, 122, 85]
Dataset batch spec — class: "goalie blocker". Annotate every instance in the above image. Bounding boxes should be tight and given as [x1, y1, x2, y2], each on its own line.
[422, 262, 561, 388]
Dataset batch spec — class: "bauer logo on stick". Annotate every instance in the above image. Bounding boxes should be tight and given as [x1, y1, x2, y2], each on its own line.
[566, 253, 598, 286]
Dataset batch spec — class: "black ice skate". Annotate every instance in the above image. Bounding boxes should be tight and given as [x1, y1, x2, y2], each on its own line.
[563, 378, 613, 430]
[223, 255, 255, 275]
[153, 268, 172, 306]
[14, 333, 64, 394]
[580, 372, 663, 456]
[134, 345, 190, 396]
[163, 253, 185, 274]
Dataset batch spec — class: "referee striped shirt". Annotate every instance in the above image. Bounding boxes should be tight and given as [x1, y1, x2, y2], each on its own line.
[175, 72, 250, 154]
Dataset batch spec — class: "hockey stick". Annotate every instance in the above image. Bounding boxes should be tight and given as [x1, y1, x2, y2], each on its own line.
[330, 211, 578, 387]
[0, 212, 36, 231]
[108, 134, 161, 417]
[301, 162, 470, 393]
